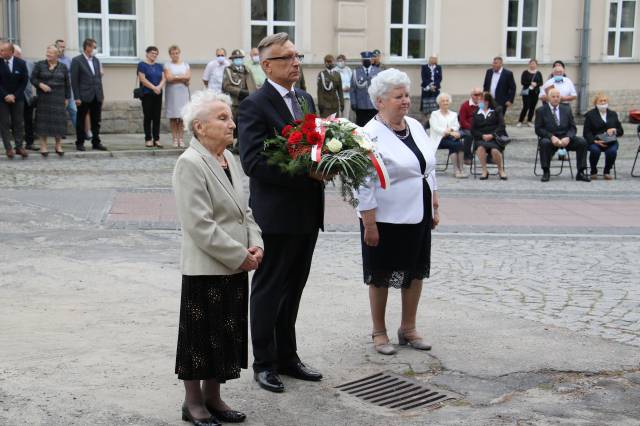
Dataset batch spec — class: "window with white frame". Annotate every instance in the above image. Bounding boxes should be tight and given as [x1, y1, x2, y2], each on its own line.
[77, 0, 137, 57]
[250, 0, 296, 48]
[389, 0, 427, 59]
[505, 0, 538, 59]
[607, 0, 636, 58]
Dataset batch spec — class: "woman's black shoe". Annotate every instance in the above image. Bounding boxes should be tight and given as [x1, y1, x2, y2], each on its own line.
[181, 405, 220, 426]
[55, 149, 64, 157]
[205, 405, 246, 423]
[479, 173, 489, 180]
[40, 151, 49, 158]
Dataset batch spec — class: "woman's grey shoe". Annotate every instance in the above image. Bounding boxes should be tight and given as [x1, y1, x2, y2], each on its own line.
[397, 328, 432, 351]
[372, 330, 397, 355]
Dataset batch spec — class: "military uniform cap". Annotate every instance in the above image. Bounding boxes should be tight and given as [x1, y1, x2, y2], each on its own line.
[360, 51, 373, 59]
[230, 49, 245, 59]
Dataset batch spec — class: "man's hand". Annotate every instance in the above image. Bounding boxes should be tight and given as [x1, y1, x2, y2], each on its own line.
[560, 137, 570, 147]
[4, 94, 15, 103]
[482, 134, 493, 142]
[551, 135, 561, 146]
[363, 223, 379, 247]
[75, 99, 82, 106]
[239, 252, 259, 271]
[309, 168, 336, 182]
[248, 246, 264, 264]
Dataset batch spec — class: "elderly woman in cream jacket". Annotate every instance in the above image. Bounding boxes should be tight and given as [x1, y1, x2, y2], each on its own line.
[356, 69, 440, 356]
[429, 92, 466, 177]
[172, 90, 262, 426]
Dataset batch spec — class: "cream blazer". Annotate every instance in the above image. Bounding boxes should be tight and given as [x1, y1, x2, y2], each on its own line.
[429, 109, 461, 145]
[172, 138, 263, 275]
[356, 117, 438, 224]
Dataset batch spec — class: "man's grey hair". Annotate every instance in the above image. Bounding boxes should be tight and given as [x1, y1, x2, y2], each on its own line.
[368, 68, 411, 105]
[182, 90, 232, 134]
[257, 32, 290, 58]
[436, 92, 452, 105]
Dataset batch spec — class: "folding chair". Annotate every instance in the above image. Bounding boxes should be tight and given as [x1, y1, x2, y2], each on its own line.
[533, 140, 574, 178]
[470, 148, 506, 178]
[435, 148, 451, 172]
[632, 129, 640, 177]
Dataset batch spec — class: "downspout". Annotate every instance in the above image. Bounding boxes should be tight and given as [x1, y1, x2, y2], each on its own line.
[3, 0, 19, 44]
[578, 0, 591, 115]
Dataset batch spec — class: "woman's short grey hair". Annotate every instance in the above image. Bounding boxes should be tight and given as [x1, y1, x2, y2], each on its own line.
[368, 68, 411, 104]
[182, 90, 232, 133]
[436, 92, 452, 105]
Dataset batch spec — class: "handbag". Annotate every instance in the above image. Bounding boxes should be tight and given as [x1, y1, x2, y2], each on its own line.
[133, 72, 143, 99]
[521, 88, 530, 96]
[493, 133, 511, 149]
[596, 132, 617, 144]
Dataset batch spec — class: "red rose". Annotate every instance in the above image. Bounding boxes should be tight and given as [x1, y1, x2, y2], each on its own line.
[281, 124, 293, 137]
[308, 131, 323, 146]
[287, 131, 303, 145]
[304, 113, 317, 123]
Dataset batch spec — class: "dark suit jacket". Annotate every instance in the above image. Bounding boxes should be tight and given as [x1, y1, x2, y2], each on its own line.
[534, 103, 577, 140]
[70, 54, 104, 103]
[238, 80, 324, 234]
[483, 68, 516, 107]
[421, 64, 442, 93]
[582, 108, 624, 144]
[0, 56, 29, 101]
[470, 108, 506, 140]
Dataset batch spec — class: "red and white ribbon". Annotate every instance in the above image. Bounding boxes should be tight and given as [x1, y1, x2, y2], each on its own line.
[310, 120, 328, 163]
[369, 151, 390, 189]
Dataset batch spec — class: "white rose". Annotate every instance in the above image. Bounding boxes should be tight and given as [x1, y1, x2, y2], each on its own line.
[327, 138, 343, 153]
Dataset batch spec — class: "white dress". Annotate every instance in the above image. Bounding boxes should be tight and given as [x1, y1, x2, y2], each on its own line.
[164, 62, 190, 118]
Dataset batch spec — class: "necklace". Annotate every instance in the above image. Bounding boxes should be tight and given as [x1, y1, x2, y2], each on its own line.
[376, 115, 411, 141]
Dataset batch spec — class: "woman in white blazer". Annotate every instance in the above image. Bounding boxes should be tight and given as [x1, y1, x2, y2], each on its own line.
[429, 92, 467, 178]
[172, 90, 263, 426]
[356, 69, 440, 356]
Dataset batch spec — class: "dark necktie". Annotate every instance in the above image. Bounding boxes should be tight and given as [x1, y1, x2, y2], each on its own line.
[553, 107, 560, 126]
[287, 91, 303, 120]
[5, 59, 10, 72]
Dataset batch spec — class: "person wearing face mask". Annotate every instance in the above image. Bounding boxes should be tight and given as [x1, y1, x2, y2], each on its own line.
[583, 93, 623, 180]
[222, 49, 256, 129]
[203, 48, 230, 94]
[351, 51, 381, 126]
[245, 47, 266, 89]
[335, 54, 353, 120]
[316, 54, 344, 118]
[539, 63, 576, 104]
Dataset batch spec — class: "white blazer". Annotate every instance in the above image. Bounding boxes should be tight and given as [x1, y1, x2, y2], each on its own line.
[172, 138, 263, 275]
[429, 109, 461, 145]
[356, 116, 438, 224]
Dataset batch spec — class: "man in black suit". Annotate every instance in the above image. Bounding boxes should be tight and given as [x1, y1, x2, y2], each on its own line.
[0, 40, 29, 159]
[70, 38, 107, 151]
[483, 56, 516, 114]
[238, 33, 326, 393]
[535, 88, 590, 182]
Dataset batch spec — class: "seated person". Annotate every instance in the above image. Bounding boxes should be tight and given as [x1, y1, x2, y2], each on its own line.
[539, 64, 576, 104]
[534, 88, 590, 182]
[470, 92, 508, 180]
[583, 93, 623, 180]
[458, 87, 482, 165]
[429, 92, 466, 178]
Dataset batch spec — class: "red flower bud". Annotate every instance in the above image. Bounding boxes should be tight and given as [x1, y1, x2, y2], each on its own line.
[287, 131, 303, 145]
[281, 124, 293, 137]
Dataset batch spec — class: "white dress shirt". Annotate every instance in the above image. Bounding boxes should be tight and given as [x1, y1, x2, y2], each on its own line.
[202, 58, 230, 94]
[337, 66, 353, 100]
[267, 78, 296, 117]
[428, 109, 461, 145]
[490, 68, 502, 98]
[83, 53, 95, 74]
[539, 76, 577, 99]
[548, 103, 561, 122]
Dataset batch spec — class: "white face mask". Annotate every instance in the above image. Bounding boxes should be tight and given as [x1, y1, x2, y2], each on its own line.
[252, 55, 260, 64]
[597, 103, 608, 111]
[216, 56, 225, 64]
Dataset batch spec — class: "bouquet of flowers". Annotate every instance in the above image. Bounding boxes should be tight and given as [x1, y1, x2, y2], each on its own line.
[263, 113, 388, 206]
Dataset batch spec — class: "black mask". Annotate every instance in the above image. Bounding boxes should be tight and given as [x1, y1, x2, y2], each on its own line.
[326, 64, 335, 70]
[362, 59, 371, 67]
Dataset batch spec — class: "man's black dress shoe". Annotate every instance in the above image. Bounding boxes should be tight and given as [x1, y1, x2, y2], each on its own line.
[92, 143, 108, 151]
[181, 405, 220, 426]
[254, 370, 285, 393]
[278, 361, 323, 381]
[576, 172, 591, 182]
[205, 404, 246, 423]
[541, 170, 550, 182]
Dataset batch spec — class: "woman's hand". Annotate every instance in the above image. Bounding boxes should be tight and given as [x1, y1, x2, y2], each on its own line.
[240, 252, 259, 271]
[595, 140, 607, 148]
[64, 99, 68, 107]
[152, 86, 162, 95]
[432, 208, 440, 230]
[482, 134, 493, 141]
[248, 246, 264, 264]
[451, 131, 461, 139]
[39, 83, 52, 93]
[606, 128, 617, 136]
[364, 223, 379, 247]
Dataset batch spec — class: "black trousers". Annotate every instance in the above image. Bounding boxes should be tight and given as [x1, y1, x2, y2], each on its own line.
[518, 94, 538, 123]
[76, 97, 102, 146]
[539, 136, 588, 171]
[0, 99, 25, 150]
[250, 232, 319, 372]
[24, 101, 35, 146]
[141, 93, 163, 141]
[355, 109, 377, 127]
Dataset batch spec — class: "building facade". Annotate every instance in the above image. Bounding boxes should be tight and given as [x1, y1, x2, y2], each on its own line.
[3, 0, 640, 131]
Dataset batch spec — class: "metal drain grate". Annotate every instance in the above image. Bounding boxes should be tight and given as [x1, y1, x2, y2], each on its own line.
[335, 372, 459, 411]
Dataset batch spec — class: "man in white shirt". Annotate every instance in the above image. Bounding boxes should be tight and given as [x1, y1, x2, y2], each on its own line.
[202, 48, 230, 94]
[539, 65, 577, 103]
[335, 54, 353, 120]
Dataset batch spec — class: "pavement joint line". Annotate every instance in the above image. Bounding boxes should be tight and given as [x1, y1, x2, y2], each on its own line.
[322, 231, 640, 239]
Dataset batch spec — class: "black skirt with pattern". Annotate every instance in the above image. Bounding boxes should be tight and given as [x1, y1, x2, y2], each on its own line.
[175, 273, 248, 382]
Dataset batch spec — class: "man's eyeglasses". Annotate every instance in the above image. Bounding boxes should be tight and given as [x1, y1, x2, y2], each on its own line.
[266, 54, 303, 63]
[472, 93, 483, 96]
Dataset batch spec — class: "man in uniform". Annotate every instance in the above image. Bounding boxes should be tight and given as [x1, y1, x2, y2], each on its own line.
[350, 51, 380, 126]
[316, 54, 343, 118]
[222, 49, 257, 125]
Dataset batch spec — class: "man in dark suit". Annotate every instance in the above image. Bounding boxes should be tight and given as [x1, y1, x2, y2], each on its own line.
[535, 88, 590, 182]
[71, 38, 107, 151]
[238, 33, 326, 394]
[483, 56, 516, 114]
[0, 40, 29, 159]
